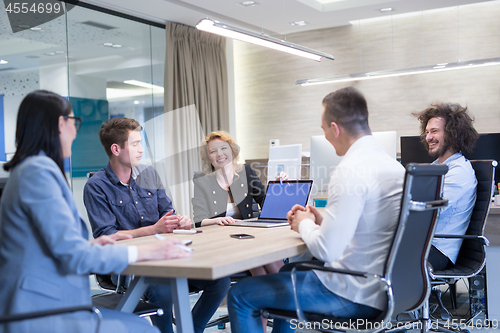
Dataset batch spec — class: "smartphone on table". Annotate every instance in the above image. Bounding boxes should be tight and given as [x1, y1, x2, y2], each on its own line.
[230, 234, 255, 239]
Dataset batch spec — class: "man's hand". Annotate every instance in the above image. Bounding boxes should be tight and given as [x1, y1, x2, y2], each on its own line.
[288, 206, 315, 232]
[154, 210, 180, 233]
[177, 215, 192, 230]
[90, 233, 133, 245]
[286, 204, 307, 221]
[308, 205, 323, 226]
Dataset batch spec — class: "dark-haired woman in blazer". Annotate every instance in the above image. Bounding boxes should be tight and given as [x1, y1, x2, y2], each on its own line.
[0, 90, 190, 333]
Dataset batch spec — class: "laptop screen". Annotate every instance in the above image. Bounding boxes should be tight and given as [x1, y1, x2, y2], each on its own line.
[259, 180, 313, 220]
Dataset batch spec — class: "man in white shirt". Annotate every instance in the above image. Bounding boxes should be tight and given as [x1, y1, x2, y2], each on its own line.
[227, 86, 406, 333]
[415, 103, 479, 270]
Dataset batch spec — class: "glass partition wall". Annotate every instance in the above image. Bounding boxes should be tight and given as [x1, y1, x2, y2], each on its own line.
[0, 2, 166, 226]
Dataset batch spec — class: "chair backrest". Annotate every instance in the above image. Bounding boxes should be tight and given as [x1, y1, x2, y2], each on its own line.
[95, 274, 118, 292]
[385, 163, 448, 316]
[441, 159, 496, 277]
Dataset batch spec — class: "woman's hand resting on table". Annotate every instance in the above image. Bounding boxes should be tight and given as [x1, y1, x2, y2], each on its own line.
[92, 232, 191, 261]
[136, 238, 191, 261]
[201, 216, 241, 226]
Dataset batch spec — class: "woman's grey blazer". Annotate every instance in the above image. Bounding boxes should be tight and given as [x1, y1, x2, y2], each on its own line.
[192, 164, 266, 227]
[0, 153, 129, 332]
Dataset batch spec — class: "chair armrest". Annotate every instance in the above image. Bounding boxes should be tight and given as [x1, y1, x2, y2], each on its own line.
[290, 263, 386, 323]
[433, 234, 489, 246]
[294, 262, 369, 278]
[0, 306, 97, 323]
[409, 199, 448, 211]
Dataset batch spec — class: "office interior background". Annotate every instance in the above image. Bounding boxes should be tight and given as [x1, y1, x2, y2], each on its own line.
[1, 0, 499, 223]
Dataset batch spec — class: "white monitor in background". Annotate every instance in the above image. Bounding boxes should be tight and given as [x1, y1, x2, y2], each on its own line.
[310, 136, 342, 197]
[0, 162, 8, 178]
[371, 131, 397, 159]
[268, 144, 302, 180]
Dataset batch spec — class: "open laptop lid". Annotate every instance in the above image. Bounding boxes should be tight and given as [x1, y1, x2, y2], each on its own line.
[259, 180, 313, 220]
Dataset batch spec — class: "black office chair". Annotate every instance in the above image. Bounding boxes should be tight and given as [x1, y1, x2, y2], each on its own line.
[263, 163, 449, 333]
[92, 274, 165, 318]
[0, 306, 102, 333]
[427, 160, 496, 329]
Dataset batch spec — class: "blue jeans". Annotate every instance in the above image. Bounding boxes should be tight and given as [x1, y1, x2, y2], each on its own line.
[228, 271, 381, 333]
[144, 277, 231, 333]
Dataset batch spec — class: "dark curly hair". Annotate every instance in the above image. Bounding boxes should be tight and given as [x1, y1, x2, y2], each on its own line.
[415, 103, 479, 156]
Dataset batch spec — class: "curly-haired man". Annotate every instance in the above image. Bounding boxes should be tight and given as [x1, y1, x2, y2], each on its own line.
[416, 103, 479, 270]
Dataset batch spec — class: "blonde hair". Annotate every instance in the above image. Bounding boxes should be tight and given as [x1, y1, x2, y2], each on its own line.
[200, 131, 242, 175]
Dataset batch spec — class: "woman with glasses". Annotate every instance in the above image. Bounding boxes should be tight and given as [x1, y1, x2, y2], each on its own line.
[0, 90, 190, 333]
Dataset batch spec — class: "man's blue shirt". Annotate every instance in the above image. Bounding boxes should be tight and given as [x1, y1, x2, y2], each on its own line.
[432, 152, 477, 264]
[84, 163, 175, 238]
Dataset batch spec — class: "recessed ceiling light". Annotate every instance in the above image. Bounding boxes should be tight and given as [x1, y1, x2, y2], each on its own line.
[315, 0, 347, 3]
[380, 7, 393, 12]
[291, 20, 308, 26]
[0, 60, 8, 64]
[44, 52, 56, 56]
[103, 43, 113, 47]
[112, 44, 122, 48]
[30, 27, 42, 31]
[55, 51, 65, 54]
[134, 100, 140, 105]
[237, 1, 259, 7]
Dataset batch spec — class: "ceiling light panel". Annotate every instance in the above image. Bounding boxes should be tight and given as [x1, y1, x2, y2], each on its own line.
[196, 18, 333, 62]
[291, 21, 308, 26]
[236, 1, 259, 7]
[296, 57, 500, 85]
[80, 21, 117, 30]
[297, 0, 402, 13]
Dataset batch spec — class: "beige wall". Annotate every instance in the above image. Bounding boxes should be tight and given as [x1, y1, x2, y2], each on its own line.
[233, 1, 500, 160]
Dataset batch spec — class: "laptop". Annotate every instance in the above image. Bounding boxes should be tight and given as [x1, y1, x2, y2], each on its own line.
[231, 180, 313, 228]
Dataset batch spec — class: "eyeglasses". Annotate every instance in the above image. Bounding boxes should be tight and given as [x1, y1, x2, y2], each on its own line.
[64, 116, 82, 132]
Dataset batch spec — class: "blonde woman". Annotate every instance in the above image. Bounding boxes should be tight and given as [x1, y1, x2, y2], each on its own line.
[192, 131, 286, 276]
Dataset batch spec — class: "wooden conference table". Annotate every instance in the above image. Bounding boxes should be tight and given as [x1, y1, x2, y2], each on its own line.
[114, 224, 309, 333]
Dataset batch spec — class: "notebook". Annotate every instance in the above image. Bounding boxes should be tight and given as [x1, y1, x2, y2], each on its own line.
[230, 180, 313, 228]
